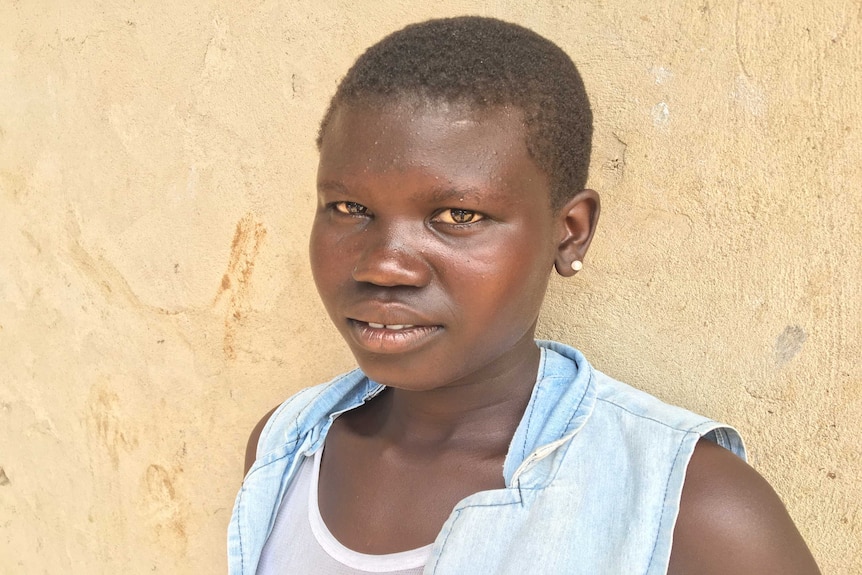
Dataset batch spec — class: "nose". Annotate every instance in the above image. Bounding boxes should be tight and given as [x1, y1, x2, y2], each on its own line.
[351, 220, 431, 287]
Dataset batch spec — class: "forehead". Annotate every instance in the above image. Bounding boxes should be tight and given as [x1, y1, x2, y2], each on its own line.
[317, 99, 547, 195]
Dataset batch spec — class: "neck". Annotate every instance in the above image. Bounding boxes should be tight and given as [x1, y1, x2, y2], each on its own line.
[364, 341, 541, 452]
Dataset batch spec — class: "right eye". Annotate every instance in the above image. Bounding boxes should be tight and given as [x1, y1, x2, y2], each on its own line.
[332, 201, 369, 216]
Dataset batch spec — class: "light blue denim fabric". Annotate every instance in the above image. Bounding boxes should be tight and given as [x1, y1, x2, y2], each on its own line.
[228, 341, 745, 574]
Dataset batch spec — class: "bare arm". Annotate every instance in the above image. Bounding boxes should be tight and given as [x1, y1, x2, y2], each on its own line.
[668, 439, 821, 574]
[243, 405, 279, 476]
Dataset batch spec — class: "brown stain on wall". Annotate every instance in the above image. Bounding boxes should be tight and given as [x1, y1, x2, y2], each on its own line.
[213, 213, 267, 359]
[85, 386, 138, 469]
[143, 463, 188, 554]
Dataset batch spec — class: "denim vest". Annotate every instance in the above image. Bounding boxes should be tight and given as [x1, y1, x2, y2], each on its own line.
[228, 341, 745, 574]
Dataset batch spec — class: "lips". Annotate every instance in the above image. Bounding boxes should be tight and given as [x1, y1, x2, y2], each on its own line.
[347, 318, 441, 354]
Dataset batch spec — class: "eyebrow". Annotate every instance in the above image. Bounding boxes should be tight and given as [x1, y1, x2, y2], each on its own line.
[426, 185, 507, 204]
[317, 180, 349, 193]
[316, 180, 507, 204]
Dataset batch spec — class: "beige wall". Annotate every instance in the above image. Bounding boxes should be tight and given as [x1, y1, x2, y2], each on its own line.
[1, 1, 859, 573]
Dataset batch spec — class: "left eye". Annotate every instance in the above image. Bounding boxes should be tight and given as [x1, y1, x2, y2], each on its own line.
[434, 209, 484, 224]
[333, 201, 369, 216]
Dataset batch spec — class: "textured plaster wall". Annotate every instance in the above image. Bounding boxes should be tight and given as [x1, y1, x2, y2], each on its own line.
[1, 1, 859, 573]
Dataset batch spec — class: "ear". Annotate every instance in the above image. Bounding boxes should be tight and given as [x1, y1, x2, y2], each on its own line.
[553, 189, 600, 277]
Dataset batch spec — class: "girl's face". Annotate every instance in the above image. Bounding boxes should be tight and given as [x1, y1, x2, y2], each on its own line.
[311, 100, 565, 391]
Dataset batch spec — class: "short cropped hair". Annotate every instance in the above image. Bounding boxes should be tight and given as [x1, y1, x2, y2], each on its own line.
[317, 16, 593, 211]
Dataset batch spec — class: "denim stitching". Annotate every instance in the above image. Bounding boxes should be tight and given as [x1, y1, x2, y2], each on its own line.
[519, 351, 547, 465]
[237, 483, 244, 573]
[712, 426, 730, 449]
[566, 368, 593, 431]
[515, 369, 592, 490]
[645, 432, 693, 571]
[595, 396, 705, 433]
[429, 509, 461, 574]
[237, 447, 304, 573]
[429, 497, 524, 573]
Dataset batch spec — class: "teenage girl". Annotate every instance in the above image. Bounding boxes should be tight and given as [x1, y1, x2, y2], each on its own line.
[229, 17, 820, 575]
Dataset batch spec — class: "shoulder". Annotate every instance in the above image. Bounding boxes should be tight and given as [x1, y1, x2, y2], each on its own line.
[241, 382, 337, 476]
[241, 370, 381, 476]
[668, 439, 821, 574]
[243, 405, 279, 475]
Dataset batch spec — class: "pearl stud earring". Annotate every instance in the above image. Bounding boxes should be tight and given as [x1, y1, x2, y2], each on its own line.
[571, 260, 583, 272]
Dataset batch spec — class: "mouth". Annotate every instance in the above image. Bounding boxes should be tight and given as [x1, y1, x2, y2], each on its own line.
[366, 322, 414, 330]
[347, 319, 442, 354]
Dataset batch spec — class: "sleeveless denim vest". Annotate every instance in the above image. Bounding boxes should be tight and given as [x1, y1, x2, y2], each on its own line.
[228, 341, 745, 574]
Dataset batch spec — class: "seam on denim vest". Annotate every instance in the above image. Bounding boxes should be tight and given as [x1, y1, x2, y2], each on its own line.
[707, 426, 731, 450]
[512, 367, 593, 488]
[258, 386, 321, 455]
[645, 430, 695, 571]
[237, 446, 303, 573]
[428, 507, 462, 574]
[236, 482, 245, 573]
[595, 396, 703, 433]
[518, 349, 548, 465]
[428, 496, 526, 574]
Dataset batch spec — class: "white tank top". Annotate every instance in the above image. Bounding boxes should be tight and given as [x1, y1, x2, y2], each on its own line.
[256, 449, 431, 574]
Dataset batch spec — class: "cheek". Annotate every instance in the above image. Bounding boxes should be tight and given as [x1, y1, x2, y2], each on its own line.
[493, 266, 549, 320]
[453, 243, 551, 324]
[309, 222, 347, 298]
[501, 238, 555, 311]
